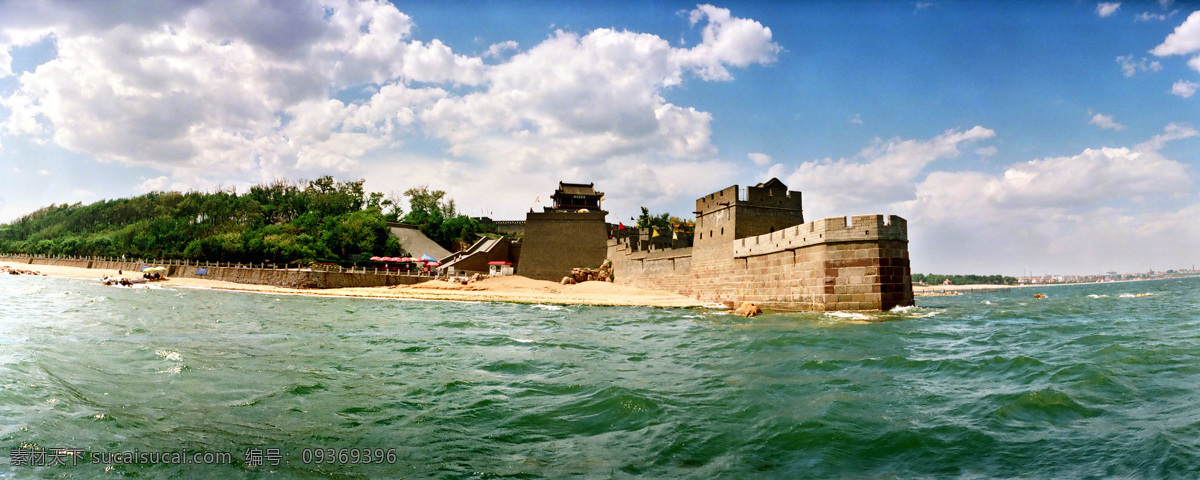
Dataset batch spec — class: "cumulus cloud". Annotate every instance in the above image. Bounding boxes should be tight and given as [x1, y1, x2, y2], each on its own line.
[1096, 2, 1121, 17]
[1115, 55, 1163, 76]
[988, 147, 1185, 207]
[1089, 112, 1125, 130]
[759, 124, 1198, 273]
[784, 126, 995, 215]
[683, 5, 780, 81]
[1151, 10, 1200, 57]
[483, 40, 518, 59]
[900, 123, 1197, 273]
[748, 152, 772, 166]
[0, 2, 779, 216]
[1171, 79, 1199, 97]
[137, 175, 171, 192]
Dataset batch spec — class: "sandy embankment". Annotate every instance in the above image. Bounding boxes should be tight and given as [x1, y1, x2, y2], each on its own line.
[0, 261, 706, 308]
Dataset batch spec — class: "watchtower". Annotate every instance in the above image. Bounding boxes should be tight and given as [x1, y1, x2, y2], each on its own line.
[692, 178, 803, 262]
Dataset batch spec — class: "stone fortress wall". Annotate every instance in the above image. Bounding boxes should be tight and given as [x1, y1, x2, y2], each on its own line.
[607, 179, 913, 312]
[1, 256, 428, 289]
[516, 211, 609, 281]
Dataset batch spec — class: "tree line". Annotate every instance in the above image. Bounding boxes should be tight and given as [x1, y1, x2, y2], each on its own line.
[911, 273, 1018, 286]
[0, 177, 492, 265]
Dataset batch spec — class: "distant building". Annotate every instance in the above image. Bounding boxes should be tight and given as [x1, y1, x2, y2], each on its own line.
[516, 181, 609, 281]
[488, 261, 514, 276]
[547, 182, 603, 212]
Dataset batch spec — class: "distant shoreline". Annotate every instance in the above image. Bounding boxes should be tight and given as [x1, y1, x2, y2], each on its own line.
[914, 276, 1194, 296]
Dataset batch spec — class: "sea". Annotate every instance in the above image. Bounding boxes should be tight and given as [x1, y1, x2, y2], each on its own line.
[2, 275, 1199, 479]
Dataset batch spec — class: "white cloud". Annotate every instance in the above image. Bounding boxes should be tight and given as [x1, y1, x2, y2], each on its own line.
[684, 5, 781, 81]
[850, 113, 863, 124]
[1171, 79, 1199, 97]
[137, 175, 171, 192]
[989, 147, 1185, 207]
[1089, 112, 1125, 130]
[483, 40, 518, 59]
[1096, 2, 1121, 17]
[901, 124, 1197, 274]
[1151, 10, 1200, 56]
[758, 124, 1199, 274]
[747, 152, 772, 166]
[975, 146, 998, 156]
[0, 2, 779, 217]
[1115, 55, 1163, 76]
[1135, 122, 1198, 150]
[784, 126, 995, 215]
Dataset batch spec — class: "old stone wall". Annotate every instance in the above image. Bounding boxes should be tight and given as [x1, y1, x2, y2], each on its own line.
[607, 215, 913, 311]
[607, 240, 695, 296]
[518, 211, 608, 281]
[1, 256, 430, 289]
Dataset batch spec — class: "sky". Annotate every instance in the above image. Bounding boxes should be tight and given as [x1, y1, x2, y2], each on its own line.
[0, 0, 1198, 276]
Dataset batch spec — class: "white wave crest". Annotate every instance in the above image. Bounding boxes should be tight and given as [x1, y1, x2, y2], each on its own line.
[826, 311, 871, 320]
[155, 349, 182, 361]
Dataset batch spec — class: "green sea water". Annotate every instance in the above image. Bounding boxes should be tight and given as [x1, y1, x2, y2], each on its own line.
[2, 275, 1199, 479]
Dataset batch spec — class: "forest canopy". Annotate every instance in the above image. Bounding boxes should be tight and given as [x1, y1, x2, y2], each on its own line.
[0, 177, 491, 265]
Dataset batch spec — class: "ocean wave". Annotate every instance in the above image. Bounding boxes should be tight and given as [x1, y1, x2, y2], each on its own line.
[825, 311, 872, 321]
[155, 349, 182, 361]
[888, 305, 940, 318]
[988, 388, 1104, 425]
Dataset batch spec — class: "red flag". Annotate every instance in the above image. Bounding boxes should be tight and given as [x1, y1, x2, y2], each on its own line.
[618, 222, 626, 230]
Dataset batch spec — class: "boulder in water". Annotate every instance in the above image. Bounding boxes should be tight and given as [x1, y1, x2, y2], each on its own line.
[733, 301, 763, 317]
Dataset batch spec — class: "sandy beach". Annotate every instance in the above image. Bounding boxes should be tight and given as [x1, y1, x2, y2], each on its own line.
[0, 261, 708, 308]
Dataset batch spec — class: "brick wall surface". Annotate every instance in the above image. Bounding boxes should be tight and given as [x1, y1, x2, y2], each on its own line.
[518, 211, 609, 281]
[607, 215, 914, 312]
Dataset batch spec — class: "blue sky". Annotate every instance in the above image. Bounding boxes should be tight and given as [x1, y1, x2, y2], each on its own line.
[0, 0, 1198, 275]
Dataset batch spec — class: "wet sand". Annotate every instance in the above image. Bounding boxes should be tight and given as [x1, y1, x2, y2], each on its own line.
[0, 261, 707, 308]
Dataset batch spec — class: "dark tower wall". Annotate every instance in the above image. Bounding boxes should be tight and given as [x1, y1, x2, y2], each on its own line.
[517, 211, 609, 281]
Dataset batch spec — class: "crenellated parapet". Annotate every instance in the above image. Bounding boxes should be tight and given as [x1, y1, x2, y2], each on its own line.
[734, 214, 906, 258]
[695, 185, 740, 216]
[694, 179, 803, 217]
[609, 177, 913, 312]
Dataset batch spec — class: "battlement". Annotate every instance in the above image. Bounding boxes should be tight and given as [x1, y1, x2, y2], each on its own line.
[695, 185, 740, 216]
[694, 178, 803, 217]
[733, 214, 907, 258]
